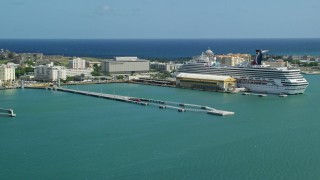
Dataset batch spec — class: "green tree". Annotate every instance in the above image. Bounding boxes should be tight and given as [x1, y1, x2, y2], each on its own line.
[91, 71, 101, 76]
[64, 76, 75, 83]
[91, 63, 102, 76]
[25, 67, 34, 73]
[116, 75, 124, 80]
[8, 52, 14, 59]
[15, 67, 26, 77]
[25, 60, 35, 66]
[93, 63, 101, 72]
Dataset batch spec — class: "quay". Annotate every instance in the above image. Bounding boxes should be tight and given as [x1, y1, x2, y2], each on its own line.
[62, 80, 125, 86]
[0, 108, 16, 117]
[41, 87, 235, 116]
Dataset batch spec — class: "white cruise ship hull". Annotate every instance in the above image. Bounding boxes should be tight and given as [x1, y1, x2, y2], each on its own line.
[238, 83, 308, 94]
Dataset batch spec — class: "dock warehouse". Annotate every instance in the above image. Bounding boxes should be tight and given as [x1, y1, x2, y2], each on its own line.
[176, 73, 236, 91]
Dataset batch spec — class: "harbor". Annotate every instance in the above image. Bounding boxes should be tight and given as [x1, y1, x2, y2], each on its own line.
[1, 75, 319, 180]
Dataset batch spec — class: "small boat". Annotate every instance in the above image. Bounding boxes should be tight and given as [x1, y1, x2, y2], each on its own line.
[279, 93, 288, 97]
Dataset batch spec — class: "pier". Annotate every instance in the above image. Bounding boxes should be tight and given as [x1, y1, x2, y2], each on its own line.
[242, 92, 267, 97]
[0, 108, 16, 117]
[54, 87, 234, 116]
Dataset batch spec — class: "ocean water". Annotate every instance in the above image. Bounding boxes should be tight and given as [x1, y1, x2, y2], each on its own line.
[1, 39, 320, 58]
[0, 75, 319, 179]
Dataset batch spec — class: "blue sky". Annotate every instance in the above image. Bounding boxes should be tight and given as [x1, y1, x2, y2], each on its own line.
[1, 0, 320, 39]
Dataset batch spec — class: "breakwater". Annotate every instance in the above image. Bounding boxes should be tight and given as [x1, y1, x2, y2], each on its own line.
[0, 108, 16, 117]
[56, 87, 234, 116]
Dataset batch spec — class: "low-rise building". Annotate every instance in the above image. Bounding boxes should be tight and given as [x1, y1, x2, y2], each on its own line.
[19, 74, 35, 81]
[14, 53, 43, 64]
[65, 68, 93, 77]
[34, 63, 66, 81]
[150, 62, 178, 72]
[292, 55, 303, 60]
[176, 73, 236, 92]
[101, 57, 149, 75]
[215, 54, 250, 66]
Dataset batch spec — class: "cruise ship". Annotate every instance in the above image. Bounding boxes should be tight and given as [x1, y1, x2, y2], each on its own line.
[176, 49, 309, 94]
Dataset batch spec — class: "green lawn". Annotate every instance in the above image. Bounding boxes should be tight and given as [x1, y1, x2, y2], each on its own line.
[0, 60, 10, 65]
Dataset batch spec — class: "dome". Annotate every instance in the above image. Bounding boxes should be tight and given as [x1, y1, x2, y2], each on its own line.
[205, 48, 214, 55]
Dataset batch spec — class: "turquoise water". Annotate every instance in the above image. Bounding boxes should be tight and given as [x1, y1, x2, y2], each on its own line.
[1, 75, 319, 179]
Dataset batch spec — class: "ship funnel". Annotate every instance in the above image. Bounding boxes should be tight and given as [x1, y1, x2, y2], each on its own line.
[253, 50, 269, 65]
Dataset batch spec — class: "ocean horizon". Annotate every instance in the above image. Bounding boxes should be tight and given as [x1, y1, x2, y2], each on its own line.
[1, 38, 320, 59]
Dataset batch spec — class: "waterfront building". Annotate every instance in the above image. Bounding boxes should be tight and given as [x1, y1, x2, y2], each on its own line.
[176, 73, 236, 92]
[34, 63, 66, 81]
[69, 57, 86, 69]
[0, 64, 15, 85]
[150, 62, 178, 72]
[101, 57, 149, 75]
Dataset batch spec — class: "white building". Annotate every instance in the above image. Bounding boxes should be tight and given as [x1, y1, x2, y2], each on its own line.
[0, 65, 15, 85]
[101, 57, 149, 75]
[69, 57, 86, 69]
[34, 63, 66, 81]
[65, 68, 93, 77]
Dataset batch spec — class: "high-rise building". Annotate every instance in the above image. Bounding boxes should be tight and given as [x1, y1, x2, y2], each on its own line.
[0, 64, 15, 83]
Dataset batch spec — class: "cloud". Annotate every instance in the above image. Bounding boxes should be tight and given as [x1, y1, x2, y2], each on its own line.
[9, 1, 25, 6]
[82, 5, 113, 19]
[97, 5, 112, 15]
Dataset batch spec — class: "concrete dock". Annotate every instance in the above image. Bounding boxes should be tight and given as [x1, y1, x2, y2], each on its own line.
[52, 87, 234, 116]
[0, 108, 16, 117]
[242, 92, 267, 97]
